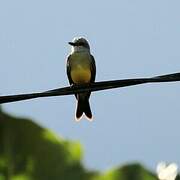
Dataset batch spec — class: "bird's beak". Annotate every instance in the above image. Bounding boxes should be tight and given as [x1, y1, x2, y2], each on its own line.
[68, 42, 76, 46]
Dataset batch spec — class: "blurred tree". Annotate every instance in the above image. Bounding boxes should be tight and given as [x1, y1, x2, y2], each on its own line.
[0, 107, 178, 180]
[94, 164, 158, 180]
[0, 107, 95, 180]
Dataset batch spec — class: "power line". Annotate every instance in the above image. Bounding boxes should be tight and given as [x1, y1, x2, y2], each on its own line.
[0, 72, 180, 104]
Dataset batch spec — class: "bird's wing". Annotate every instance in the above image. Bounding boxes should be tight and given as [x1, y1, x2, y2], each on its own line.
[66, 55, 73, 85]
[90, 55, 96, 83]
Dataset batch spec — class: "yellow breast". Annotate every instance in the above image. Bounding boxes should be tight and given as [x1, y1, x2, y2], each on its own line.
[71, 66, 91, 84]
[70, 52, 92, 84]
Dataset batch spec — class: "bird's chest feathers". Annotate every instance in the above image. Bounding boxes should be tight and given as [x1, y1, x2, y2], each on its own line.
[70, 53, 91, 84]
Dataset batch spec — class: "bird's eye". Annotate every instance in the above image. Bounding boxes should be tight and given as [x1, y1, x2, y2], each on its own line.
[78, 42, 85, 46]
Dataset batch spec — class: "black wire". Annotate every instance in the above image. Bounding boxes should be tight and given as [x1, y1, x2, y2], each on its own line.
[0, 72, 180, 104]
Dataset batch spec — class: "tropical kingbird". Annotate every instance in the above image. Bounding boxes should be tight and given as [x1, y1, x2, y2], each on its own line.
[66, 37, 96, 121]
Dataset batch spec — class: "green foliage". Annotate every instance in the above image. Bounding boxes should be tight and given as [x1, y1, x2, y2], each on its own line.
[94, 164, 158, 180]
[0, 107, 92, 180]
[0, 107, 177, 180]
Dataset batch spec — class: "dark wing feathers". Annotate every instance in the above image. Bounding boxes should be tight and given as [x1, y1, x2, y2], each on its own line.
[66, 55, 73, 85]
[90, 55, 96, 83]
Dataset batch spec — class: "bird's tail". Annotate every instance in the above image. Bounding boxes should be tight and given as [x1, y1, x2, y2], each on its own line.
[76, 97, 92, 121]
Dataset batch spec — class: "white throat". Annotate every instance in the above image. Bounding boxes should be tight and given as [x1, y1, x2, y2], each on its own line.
[71, 46, 90, 53]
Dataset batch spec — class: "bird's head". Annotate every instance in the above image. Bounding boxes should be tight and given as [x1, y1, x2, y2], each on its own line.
[69, 37, 90, 53]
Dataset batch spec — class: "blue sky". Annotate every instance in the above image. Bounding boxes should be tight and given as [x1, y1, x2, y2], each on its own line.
[0, 0, 180, 171]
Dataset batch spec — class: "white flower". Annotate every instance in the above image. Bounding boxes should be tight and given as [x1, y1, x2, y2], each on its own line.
[157, 162, 178, 180]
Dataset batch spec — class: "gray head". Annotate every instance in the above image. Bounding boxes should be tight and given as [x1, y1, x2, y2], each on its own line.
[69, 37, 90, 52]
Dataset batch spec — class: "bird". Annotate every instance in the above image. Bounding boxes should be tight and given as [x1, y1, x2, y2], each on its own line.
[66, 37, 96, 121]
